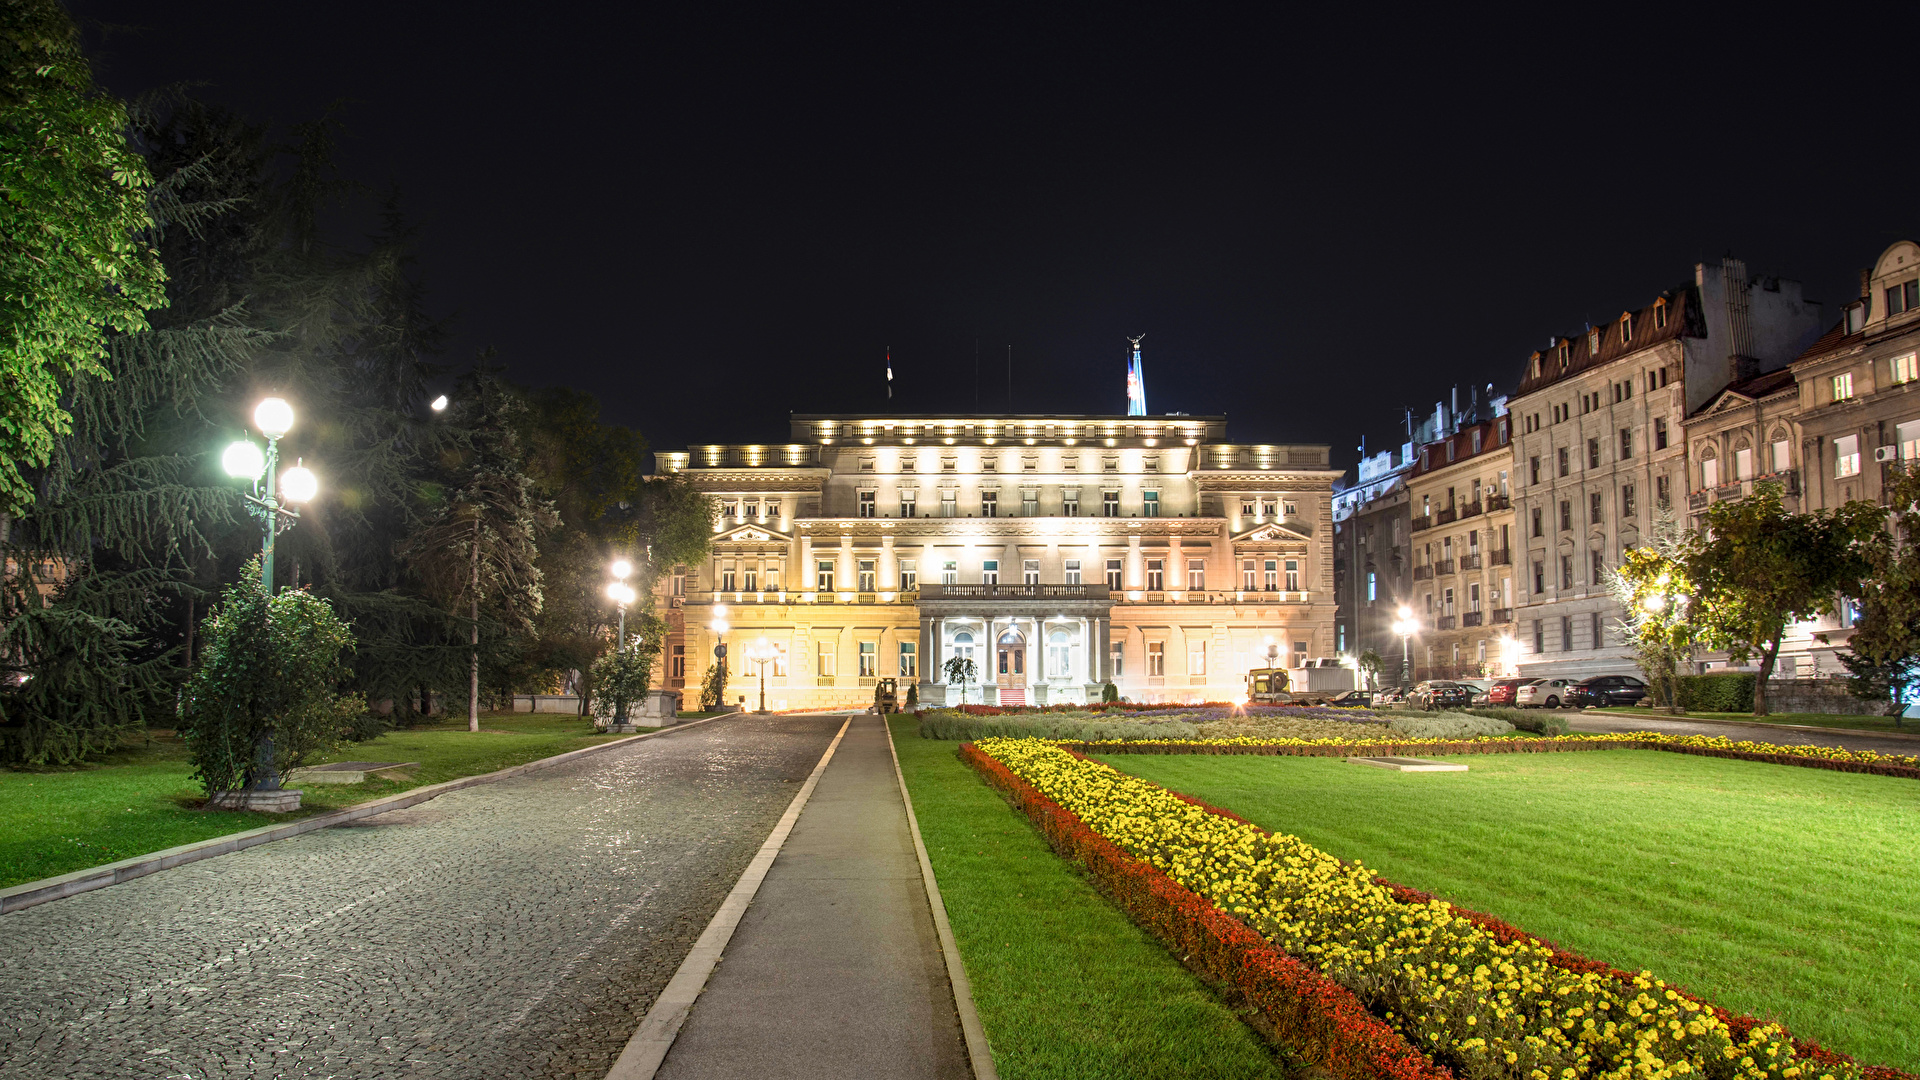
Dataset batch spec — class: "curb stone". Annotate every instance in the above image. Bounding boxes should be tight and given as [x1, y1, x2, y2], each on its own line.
[886, 716, 999, 1080]
[0, 713, 736, 915]
[1583, 709, 1920, 742]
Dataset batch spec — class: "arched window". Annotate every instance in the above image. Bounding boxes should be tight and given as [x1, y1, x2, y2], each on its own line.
[1048, 629, 1073, 679]
[1699, 445, 1720, 488]
[952, 631, 975, 666]
[1733, 437, 1754, 481]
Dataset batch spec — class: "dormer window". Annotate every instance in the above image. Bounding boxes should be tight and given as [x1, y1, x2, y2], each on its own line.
[1886, 280, 1918, 317]
[1653, 297, 1668, 329]
[1587, 328, 1601, 355]
[1530, 353, 1543, 379]
[1471, 429, 1483, 454]
[1619, 312, 1633, 344]
[1847, 301, 1868, 334]
[1558, 341, 1570, 369]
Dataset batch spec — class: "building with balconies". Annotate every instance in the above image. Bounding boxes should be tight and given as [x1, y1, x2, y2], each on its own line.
[653, 413, 1342, 708]
[1509, 257, 1824, 678]
[1404, 416, 1518, 681]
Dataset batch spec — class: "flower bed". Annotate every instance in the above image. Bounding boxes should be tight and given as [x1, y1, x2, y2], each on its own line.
[966, 737, 1912, 1080]
[1057, 731, 1920, 781]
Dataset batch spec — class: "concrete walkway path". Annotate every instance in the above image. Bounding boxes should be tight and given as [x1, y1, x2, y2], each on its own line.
[653, 713, 970, 1080]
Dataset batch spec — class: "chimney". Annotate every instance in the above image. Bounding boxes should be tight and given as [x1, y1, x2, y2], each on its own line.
[1450, 386, 1459, 430]
[1721, 257, 1756, 382]
[1860, 267, 1872, 300]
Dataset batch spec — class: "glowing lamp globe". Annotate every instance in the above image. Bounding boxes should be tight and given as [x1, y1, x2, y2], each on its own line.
[280, 466, 319, 503]
[254, 397, 295, 438]
[222, 440, 265, 480]
[610, 559, 633, 580]
[430, 395, 449, 412]
[606, 582, 636, 605]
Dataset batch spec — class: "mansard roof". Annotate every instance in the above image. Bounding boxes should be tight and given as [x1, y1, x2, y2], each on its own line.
[1512, 285, 1704, 398]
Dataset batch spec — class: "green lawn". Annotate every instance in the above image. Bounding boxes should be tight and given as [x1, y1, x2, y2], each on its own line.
[0, 714, 637, 889]
[1589, 707, 1915, 734]
[891, 718, 1293, 1079]
[1097, 749, 1920, 1072]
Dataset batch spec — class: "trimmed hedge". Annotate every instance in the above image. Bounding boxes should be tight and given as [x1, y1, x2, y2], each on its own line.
[1383, 714, 1514, 739]
[918, 711, 1201, 742]
[1465, 706, 1571, 735]
[1676, 672, 1757, 712]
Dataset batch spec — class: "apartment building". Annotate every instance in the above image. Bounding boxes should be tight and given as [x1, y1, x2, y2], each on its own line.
[1682, 239, 1920, 676]
[1405, 417, 1518, 680]
[653, 414, 1342, 708]
[1508, 258, 1823, 677]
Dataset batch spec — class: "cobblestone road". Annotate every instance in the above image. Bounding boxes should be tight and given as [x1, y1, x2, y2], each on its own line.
[0, 714, 843, 1080]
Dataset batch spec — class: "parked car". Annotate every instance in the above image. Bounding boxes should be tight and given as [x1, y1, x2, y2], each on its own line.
[1566, 675, 1649, 708]
[1453, 679, 1493, 705]
[1486, 678, 1529, 706]
[1323, 689, 1374, 708]
[1373, 686, 1408, 706]
[1515, 678, 1576, 709]
[1406, 680, 1472, 711]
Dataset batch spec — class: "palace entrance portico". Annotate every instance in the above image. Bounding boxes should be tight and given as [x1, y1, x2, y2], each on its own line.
[915, 583, 1113, 706]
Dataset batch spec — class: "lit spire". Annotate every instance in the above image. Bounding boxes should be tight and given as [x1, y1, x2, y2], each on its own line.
[1126, 334, 1147, 416]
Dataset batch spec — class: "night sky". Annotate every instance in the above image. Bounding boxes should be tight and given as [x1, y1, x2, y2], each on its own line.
[66, 3, 1920, 475]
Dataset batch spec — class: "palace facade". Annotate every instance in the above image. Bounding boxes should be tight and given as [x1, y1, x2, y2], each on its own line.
[653, 414, 1342, 709]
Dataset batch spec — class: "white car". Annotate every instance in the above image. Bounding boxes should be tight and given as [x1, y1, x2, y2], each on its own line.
[1453, 679, 1493, 705]
[1515, 678, 1576, 709]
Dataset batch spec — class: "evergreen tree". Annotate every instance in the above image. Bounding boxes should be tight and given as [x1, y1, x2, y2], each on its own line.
[399, 367, 553, 730]
[1845, 465, 1920, 719]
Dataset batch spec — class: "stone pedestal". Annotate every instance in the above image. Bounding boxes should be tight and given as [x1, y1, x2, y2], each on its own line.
[207, 788, 303, 812]
[607, 723, 640, 734]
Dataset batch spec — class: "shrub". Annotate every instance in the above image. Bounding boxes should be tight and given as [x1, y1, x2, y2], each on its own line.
[0, 605, 168, 765]
[917, 709, 1200, 742]
[591, 635, 661, 723]
[1384, 714, 1514, 739]
[1102, 681, 1120, 703]
[905, 682, 918, 707]
[1676, 672, 1756, 712]
[341, 711, 393, 742]
[1466, 706, 1569, 735]
[178, 571, 357, 794]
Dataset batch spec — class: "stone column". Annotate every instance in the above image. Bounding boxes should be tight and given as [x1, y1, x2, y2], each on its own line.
[838, 534, 854, 594]
[917, 615, 932, 684]
[799, 534, 814, 593]
[1127, 534, 1144, 590]
[881, 535, 897, 591]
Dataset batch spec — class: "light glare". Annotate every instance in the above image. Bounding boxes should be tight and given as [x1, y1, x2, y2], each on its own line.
[222, 440, 265, 480]
[431, 395, 449, 412]
[611, 559, 633, 580]
[280, 465, 319, 503]
[254, 397, 295, 438]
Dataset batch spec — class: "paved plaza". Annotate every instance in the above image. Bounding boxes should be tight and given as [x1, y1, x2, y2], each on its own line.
[0, 714, 843, 1080]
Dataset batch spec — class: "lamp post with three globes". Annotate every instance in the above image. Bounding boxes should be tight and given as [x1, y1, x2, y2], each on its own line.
[606, 559, 639, 732]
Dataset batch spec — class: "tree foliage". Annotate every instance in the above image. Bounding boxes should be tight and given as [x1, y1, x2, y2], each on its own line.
[178, 565, 357, 794]
[589, 612, 666, 725]
[0, 0, 168, 512]
[1605, 508, 1698, 712]
[1844, 465, 1920, 718]
[1684, 483, 1884, 715]
[699, 651, 728, 711]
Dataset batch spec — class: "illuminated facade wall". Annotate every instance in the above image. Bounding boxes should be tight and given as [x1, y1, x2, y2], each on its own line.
[654, 414, 1342, 709]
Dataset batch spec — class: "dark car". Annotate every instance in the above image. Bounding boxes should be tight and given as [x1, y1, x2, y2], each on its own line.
[1323, 689, 1374, 708]
[1486, 678, 1528, 706]
[1566, 675, 1649, 708]
[1406, 680, 1472, 711]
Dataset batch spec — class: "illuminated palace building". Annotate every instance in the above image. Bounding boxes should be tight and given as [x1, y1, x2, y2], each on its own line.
[654, 412, 1341, 709]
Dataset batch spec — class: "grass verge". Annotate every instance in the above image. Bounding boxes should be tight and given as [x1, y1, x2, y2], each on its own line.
[1097, 748, 1920, 1072]
[0, 713, 640, 889]
[890, 717, 1294, 1079]
[1588, 707, 1915, 733]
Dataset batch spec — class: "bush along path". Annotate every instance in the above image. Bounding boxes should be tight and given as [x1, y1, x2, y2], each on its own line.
[962, 737, 1917, 1080]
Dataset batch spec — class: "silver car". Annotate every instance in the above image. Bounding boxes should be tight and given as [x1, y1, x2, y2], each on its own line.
[1515, 678, 1576, 709]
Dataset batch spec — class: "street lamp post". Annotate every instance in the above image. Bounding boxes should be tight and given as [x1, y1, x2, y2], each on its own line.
[220, 397, 318, 807]
[710, 605, 730, 711]
[606, 559, 638, 732]
[1391, 605, 1419, 689]
[748, 637, 776, 714]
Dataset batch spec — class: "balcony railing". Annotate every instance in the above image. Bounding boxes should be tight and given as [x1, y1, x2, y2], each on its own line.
[1435, 614, 1457, 630]
[1688, 489, 1711, 511]
[1433, 559, 1454, 575]
[1461, 611, 1484, 627]
[1458, 553, 1482, 570]
[1491, 606, 1513, 623]
[918, 583, 1111, 600]
[1486, 494, 1511, 511]
[1715, 482, 1744, 502]
[1410, 516, 1433, 532]
[1436, 507, 1459, 524]
[1488, 548, 1512, 566]
[1458, 501, 1483, 520]
[1412, 565, 1435, 581]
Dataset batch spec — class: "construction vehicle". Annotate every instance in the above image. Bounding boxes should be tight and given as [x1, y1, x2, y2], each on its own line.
[1246, 661, 1360, 706]
[872, 677, 899, 714]
[1246, 667, 1291, 704]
